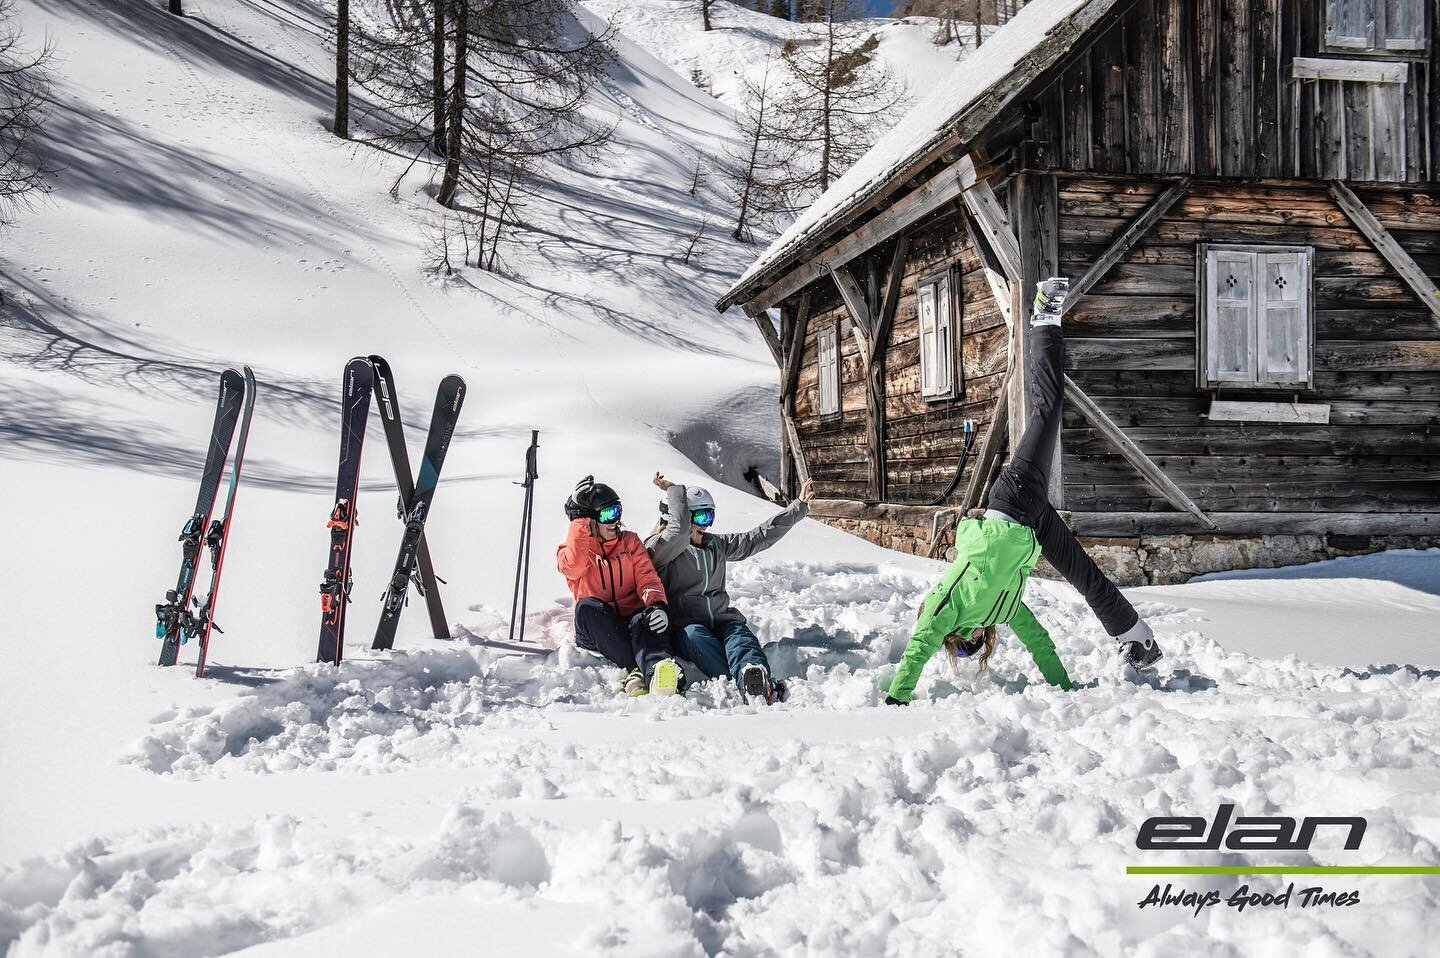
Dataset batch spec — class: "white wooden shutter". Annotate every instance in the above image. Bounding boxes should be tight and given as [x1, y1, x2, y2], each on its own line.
[818, 327, 839, 415]
[1258, 251, 1312, 385]
[1327, 0, 1377, 48]
[934, 274, 953, 396]
[1205, 249, 1258, 384]
[1384, 0, 1425, 50]
[918, 282, 939, 397]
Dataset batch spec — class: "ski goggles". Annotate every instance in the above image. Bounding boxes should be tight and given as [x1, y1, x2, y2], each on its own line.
[690, 507, 715, 528]
[596, 502, 623, 524]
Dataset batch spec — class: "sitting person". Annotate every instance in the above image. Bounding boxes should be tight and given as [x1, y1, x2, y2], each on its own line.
[556, 475, 681, 696]
[886, 277, 1162, 705]
[645, 472, 813, 704]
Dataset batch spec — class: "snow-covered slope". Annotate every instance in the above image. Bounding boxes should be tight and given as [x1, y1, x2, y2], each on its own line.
[581, 0, 968, 110]
[1, 1, 1438, 955]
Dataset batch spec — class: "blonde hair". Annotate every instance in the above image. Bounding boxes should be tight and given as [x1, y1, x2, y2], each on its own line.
[943, 625, 997, 674]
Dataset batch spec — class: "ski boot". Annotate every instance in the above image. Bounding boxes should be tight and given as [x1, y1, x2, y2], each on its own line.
[621, 669, 648, 697]
[740, 664, 785, 705]
[649, 659, 682, 697]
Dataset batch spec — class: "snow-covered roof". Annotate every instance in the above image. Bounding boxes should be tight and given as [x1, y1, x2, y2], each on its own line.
[718, 0, 1121, 312]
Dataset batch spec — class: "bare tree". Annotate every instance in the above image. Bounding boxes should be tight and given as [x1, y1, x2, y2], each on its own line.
[701, 0, 716, 31]
[334, 0, 350, 138]
[769, 0, 792, 19]
[726, 60, 793, 241]
[168, 0, 182, 14]
[771, 0, 907, 195]
[355, 0, 616, 270]
[0, 0, 51, 227]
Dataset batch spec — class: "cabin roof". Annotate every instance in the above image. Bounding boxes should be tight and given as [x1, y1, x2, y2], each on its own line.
[717, 0, 1125, 313]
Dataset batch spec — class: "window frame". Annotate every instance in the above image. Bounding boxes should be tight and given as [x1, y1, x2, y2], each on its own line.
[1324, 0, 1427, 57]
[916, 266, 964, 402]
[817, 323, 841, 419]
[1197, 243, 1316, 391]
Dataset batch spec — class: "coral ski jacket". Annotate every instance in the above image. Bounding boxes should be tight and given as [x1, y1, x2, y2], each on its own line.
[556, 519, 666, 618]
[888, 517, 1073, 702]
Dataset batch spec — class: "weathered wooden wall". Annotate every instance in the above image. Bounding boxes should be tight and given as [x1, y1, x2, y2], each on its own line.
[1035, 0, 1439, 182]
[1060, 174, 1440, 514]
[790, 204, 1010, 506]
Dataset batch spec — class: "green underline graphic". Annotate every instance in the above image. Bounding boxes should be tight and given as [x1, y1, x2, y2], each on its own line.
[1127, 866, 1440, 876]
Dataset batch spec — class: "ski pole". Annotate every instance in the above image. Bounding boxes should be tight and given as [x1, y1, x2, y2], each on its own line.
[509, 430, 540, 644]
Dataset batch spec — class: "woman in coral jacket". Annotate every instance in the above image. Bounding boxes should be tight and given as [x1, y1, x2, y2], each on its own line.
[556, 475, 682, 697]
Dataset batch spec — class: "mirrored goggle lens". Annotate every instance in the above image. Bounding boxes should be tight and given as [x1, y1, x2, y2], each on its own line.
[597, 503, 622, 524]
[691, 508, 715, 527]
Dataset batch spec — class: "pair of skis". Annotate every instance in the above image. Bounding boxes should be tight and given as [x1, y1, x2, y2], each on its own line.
[156, 366, 257, 676]
[317, 356, 465, 665]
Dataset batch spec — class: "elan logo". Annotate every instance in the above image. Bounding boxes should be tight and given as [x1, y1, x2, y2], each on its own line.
[1137, 804, 1366, 851]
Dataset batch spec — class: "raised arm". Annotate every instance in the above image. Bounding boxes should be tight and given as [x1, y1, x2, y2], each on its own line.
[715, 479, 814, 561]
[648, 481, 691, 568]
[1008, 602, 1073, 690]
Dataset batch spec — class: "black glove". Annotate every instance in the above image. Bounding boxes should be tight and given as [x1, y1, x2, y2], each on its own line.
[565, 475, 596, 520]
[884, 695, 908, 706]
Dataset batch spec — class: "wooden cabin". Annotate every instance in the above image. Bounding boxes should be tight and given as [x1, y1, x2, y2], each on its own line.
[718, 0, 1440, 584]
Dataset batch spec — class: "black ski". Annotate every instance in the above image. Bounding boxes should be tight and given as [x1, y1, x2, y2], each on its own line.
[372, 374, 465, 651]
[156, 369, 246, 666]
[369, 355, 449, 639]
[317, 358, 375, 666]
[194, 366, 258, 677]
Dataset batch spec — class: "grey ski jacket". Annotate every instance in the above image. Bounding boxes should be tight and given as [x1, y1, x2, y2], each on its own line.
[644, 485, 809, 629]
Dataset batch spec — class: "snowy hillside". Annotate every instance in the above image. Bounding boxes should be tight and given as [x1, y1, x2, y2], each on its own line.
[2, 0, 1439, 955]
[581, 0, 969, 108]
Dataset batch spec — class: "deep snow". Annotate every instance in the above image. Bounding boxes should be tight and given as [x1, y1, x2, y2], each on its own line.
[2, 0, 1438, 955]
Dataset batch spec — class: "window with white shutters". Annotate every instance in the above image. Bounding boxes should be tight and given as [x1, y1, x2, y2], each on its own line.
[818, 326, 840, 416]
[1326, 0, 1425, 52]
[1200, 245, 1314, 388]
[918, 271, 957, 399]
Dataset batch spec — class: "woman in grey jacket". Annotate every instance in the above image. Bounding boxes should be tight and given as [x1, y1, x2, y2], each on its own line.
[645, 473, 814, 704]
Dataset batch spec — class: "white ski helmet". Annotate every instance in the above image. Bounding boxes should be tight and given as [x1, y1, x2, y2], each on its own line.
[684, 486, 717, 511]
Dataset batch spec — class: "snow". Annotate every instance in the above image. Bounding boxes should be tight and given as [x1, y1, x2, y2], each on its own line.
[722, 0, 1103, 305]
[2, 0, 1438, 954]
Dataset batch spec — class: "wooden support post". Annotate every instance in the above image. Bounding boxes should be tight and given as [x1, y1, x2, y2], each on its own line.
[959, 155, 1023, 283]
[1063, 375, 1216, 529]
[777, 295, 811, 500]
[961, 375, 1010, 511]
[829, 264, 874, 360]
[752, 309, 784, 366]
[1329, 180, 1440, 324]
[782, 411, 810, 487]
[1061, 177, 1192, 317]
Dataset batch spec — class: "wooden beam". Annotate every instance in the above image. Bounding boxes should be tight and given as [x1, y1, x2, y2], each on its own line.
[747, 162, 968, 313]
[781, 411, 810, 487]
[960, 203, 1013, 328]
[1068, 511, 1440, 536]
[829, 264, 873, 362]
[1062, 177, 1191, 317]
[961, 375, 1010, 511]
[875, 234, 911, 350]
[781, 293, 811, 399]
[962, 175, 1023, 283]
[752, 309, 783, 366]
[1063, 374, 1217, 529]
[1329, 180, 1440, 323]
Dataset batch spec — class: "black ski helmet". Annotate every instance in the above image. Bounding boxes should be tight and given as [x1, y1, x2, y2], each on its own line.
[589, 481, 620, 512]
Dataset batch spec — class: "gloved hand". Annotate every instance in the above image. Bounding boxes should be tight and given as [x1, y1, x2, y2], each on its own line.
[565, 475, 596, 520]
[1033, 276, 1069, 317]
[884, 695, 908, 706]
[644, 604, 669, 635]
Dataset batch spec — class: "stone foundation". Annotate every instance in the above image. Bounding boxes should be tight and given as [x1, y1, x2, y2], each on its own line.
[815, 511, 1438, 586]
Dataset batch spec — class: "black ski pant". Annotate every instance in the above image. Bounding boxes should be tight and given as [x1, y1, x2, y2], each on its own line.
[573, 598, 669, 677]
[985, 322, 1140, 638]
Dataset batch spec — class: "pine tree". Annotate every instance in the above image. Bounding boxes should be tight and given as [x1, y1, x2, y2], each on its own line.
[769, 0, 792, 19]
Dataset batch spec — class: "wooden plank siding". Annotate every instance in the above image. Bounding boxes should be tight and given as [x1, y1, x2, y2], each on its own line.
[1036, 0, 1440, 183]
[788, 203, 1009, 505]
[1058, 175, 1440, 514]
